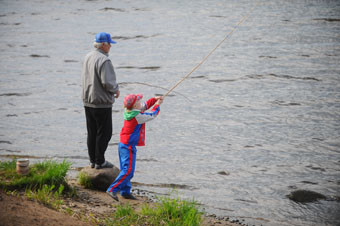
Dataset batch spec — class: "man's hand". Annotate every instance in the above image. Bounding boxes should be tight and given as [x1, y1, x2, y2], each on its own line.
[115, 90, 120, 98]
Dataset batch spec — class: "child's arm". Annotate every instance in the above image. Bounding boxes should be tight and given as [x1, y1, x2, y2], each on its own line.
[140, 96, 162, 112]
[135, 103, 161, 124]
[136, 97, 163, 124]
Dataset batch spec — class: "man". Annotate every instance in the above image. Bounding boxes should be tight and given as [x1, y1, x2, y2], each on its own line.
[82, 32, 120, 169]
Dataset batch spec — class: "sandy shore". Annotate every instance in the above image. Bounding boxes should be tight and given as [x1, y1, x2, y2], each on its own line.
[0, 179, 239, 226]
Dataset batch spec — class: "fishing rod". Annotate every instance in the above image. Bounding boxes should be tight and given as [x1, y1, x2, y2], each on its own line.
[118, 81, 191, 101]
[163, 2, 260, 98]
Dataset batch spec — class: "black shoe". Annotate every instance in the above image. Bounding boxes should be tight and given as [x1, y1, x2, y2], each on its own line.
[90, 163, 95, 168]
[95, 161, 113, 169]
[106, 191, 119, 201]
[122, 193, 137, 200]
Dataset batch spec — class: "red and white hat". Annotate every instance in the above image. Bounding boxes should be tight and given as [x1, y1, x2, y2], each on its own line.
[123, 94, 143, 109]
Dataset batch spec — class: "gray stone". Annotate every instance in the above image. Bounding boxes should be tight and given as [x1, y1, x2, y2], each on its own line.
[80, 165, 120, 191]
[287, 190, 326, 203]
[217, 171, 230, 176]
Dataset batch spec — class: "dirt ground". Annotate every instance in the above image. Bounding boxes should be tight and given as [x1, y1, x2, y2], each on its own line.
[0, 179, 239, 226]
[0, 190, 90, 226]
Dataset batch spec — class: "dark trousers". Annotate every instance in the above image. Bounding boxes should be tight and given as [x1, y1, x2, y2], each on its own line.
[85, 107, 112, 165]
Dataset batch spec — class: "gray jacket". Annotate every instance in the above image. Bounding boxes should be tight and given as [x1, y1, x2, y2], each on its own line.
[82, 49, 119, 108]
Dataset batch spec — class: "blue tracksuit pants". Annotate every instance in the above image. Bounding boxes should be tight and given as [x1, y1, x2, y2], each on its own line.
[107, 143, 136, 196]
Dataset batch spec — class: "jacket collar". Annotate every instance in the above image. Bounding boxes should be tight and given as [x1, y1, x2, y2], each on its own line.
[96, 48, 109, 56]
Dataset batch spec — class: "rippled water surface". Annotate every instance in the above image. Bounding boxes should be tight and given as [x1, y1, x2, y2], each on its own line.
[1, 0, 340, 225]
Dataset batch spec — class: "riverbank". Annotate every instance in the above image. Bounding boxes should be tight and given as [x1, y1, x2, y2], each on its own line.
[0, 178, 239, 226]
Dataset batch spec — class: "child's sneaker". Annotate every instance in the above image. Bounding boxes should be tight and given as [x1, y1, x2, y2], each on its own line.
[106, 191, 119, 201]
[95, 161, 113, 169]
[90, 162, 95, 168]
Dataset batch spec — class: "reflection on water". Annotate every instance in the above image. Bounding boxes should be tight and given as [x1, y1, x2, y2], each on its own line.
[1, 0, 340, 225]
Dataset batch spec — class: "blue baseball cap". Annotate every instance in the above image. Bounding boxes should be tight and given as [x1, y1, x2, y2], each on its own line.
[95, 32, 117, 44]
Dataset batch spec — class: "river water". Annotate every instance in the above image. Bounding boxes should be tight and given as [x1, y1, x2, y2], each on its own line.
[0, 0, 339, 225]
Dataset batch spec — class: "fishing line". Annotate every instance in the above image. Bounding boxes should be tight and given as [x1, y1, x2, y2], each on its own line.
[118, 81, 191, 101]
[163, 2, 260, 98]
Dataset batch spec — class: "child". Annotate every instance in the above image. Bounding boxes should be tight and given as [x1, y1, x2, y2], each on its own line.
[106, 94, 163, 201]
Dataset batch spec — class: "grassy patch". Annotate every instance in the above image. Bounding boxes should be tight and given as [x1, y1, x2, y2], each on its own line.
[1, 159, 204, 225]
[78, 172, 92, 189]
[105, 193, 203, 226]
[0, 159, 71, 190]
[0, 158, 74, 210]
[26, 184, 64, 209]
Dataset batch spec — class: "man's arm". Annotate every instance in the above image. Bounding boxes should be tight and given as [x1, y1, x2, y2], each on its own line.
[100, 60, 119, 94]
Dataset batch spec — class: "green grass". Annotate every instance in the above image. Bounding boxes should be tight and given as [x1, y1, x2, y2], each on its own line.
[1, 159, 203, 225]
[0, 159, 71, 190]
[26, 184, 64, 209]
[105, 193, 203, 226]
[78, 172, 93, 189]
[0, 158, 73, 210]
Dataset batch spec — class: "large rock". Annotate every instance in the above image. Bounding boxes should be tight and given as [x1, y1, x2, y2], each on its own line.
[80, 166, 120, 191]
[287, 190, 326, 203]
